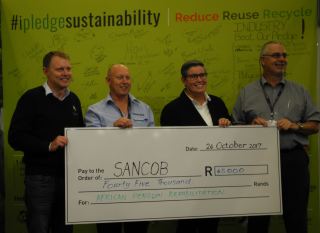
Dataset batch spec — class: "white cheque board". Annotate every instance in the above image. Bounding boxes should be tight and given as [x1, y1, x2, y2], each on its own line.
[65, 126, 282, 224]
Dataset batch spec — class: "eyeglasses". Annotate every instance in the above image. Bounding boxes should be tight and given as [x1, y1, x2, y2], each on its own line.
[186, 72, 208, 79]
[262, 53, 288, 59]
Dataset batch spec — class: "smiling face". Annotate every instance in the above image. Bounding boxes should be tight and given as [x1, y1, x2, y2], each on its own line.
[182, 65, 207, 98]
[260, 43, 287, 78]
[107, 64, 131, 99]
[44, 55, 72, 92]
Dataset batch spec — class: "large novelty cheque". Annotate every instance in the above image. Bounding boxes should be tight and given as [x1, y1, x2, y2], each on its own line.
[65, 126, 281, 224]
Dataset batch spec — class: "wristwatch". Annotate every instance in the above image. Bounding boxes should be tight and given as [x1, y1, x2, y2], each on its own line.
[297, 122, 304, 130]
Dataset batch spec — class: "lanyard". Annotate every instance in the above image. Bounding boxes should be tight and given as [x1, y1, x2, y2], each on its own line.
[260, 80, 285, 120]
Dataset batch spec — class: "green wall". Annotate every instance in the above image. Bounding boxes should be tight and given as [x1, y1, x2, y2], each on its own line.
[1, 0, 319, 232]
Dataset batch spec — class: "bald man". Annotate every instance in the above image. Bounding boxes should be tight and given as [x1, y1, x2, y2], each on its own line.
[85, 64, 154, 233]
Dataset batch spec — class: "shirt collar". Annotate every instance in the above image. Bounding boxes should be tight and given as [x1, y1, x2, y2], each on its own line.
[43, 82, 70, 100]
[261, 77, 286, 86]
[106, 93, 139, 105]
[184, 90, 211, 106]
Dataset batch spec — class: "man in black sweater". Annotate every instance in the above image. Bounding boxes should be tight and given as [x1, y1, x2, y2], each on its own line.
[8, 51, 84, 233]
[160, 60, 231, 233]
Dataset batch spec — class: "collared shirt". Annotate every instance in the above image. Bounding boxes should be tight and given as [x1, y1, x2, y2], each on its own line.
[43, 82, 70, 101]
[185, 91, 213, 126]
[232, 78, 320, 149]
[85, 93, 154, 127]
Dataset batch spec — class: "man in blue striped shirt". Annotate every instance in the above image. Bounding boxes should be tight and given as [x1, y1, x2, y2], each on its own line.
[85, 64, 154, 233]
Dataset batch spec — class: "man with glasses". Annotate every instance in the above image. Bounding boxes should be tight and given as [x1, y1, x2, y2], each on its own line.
[232, 41, 320, 233]
[85, 64, 154, 233]
[160, 60, 231, 233]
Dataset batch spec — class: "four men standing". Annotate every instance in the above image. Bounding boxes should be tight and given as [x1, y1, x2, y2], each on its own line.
[8, 41, 320, 233]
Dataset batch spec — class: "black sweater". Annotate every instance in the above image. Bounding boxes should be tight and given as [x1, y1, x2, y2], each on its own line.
[160, 91, 230, 126]
[9, 86, 84, 175]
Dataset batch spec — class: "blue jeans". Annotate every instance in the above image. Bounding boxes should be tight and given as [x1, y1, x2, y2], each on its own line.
[25, 175, 72, 233]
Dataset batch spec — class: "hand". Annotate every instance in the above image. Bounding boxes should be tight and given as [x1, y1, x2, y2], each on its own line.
[251, 117, 268, 127]
[49, 136, 68, 152]
[113, 117, 133, 128]
[218, 118, 231, 127]
[277, 118, 296, 131]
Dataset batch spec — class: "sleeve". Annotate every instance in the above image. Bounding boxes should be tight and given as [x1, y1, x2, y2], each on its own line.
[231, 89, 247, 125]
[160, 104, 176, 126]
[302, 89, 320, 122]
[216, 97, 231, 120]
[146, 105, 155, 127]
[8, 93, 50, 153]
[85, 106, 103, 127]
[74, 94, 85, 127]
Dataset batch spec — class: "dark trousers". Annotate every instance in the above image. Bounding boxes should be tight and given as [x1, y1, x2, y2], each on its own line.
[25, 175, 72, 233]
[176, 218, 219, 233]
[96, 221, 149, 233]
[247, 147, 309, 233]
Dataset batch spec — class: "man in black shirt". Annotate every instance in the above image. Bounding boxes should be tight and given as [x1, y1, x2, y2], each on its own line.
[160, 60, 231, 233]
[8, 51, 84, 233]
